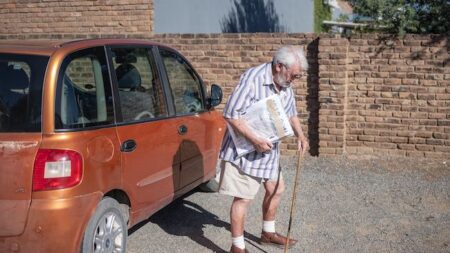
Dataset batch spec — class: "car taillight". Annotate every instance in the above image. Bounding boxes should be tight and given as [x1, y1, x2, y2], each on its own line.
[33, 149, 83, 191]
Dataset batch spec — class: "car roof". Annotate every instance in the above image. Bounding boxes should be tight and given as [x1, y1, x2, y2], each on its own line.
[0, 38, 164, 56]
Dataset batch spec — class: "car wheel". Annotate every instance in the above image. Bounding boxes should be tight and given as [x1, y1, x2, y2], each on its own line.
[81, 197, 127, 253]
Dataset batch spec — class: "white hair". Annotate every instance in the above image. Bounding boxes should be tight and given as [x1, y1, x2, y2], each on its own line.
[272, 46, 308, 71]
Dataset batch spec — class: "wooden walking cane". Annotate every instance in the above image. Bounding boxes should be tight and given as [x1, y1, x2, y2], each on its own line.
[284, 151, 304, 253]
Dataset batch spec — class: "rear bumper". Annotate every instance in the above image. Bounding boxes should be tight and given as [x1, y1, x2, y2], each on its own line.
[0, 192, 102, 253]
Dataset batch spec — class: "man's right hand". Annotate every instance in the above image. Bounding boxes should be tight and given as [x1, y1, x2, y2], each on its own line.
[226, 118, 273, 153]
[252, 137, 273, 153]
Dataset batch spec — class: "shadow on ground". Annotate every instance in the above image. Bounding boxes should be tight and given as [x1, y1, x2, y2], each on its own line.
[130, 191, 266, 253]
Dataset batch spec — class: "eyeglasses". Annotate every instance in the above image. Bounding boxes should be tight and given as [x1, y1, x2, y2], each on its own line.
[280, 63, 304, 80]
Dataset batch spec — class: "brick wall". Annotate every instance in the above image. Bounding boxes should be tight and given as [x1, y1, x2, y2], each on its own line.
[319, 34, 449, 158]
[150, 34, 449, 159]
[0, 31, 448, 158]
[0, 0, 152, 37]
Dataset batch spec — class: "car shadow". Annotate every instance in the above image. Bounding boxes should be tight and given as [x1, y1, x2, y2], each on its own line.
[129, 192, 265, 253]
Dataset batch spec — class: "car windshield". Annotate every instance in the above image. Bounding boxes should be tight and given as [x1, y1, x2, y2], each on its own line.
[0, 53, 49, 132]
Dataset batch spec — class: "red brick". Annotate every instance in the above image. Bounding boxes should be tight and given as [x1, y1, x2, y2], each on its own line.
[379, 130, 397, 136]
[364, 142, 397, 149]
[402, 78, 419, 85]
[358, 136, 374, 141]
[346, 141, 363, 147]
[408, 137, 426, 144]
[426, 139, 445, 145]
[406, 151, 425, 157]
[379, 65, 397, 72]
[398, 144, 415, 150]
[417, 94, 435, 100]
[391, 137, 408, 143]
[435, 146, 450, 153]
[429, 113, 446, 119]
[416, 144, 434, 151]
[419, 119, 437, 126]
[436, 94, 450, 100]
[397, 131, 415, 137]
[410, 112, 428, 119]
[393, 112, 411, 118]
[374, 136, 390, 142]
[366, 117, 384, 122]
[420, 80, 438, 86]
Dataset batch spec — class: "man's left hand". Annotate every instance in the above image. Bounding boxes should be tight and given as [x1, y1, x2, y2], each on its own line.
[298, 136, 309, 155]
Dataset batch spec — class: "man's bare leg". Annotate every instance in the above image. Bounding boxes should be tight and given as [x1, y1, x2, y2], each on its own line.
[230, 197, 251, 236]
[262, 177, 285, 221]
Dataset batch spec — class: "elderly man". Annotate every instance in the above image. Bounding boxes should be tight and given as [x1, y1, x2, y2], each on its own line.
[218, 46, 309, 253]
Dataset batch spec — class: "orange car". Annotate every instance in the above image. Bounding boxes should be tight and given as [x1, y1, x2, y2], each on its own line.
[0, 39, 225, 253]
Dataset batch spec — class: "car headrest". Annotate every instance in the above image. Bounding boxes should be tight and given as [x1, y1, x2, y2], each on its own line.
[0, 65, 29, 90]
[115, 63, 141, 89]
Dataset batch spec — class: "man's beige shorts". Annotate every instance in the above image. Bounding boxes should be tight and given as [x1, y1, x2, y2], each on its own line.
[218, 160, 282, 200]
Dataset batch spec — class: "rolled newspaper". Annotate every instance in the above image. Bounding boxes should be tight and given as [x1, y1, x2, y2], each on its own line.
[227, 94, 294, 157]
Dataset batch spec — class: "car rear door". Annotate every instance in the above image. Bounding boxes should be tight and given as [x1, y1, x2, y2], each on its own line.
[157, 47, 223, 192]
[108, 46, 182, 222]
[0, 54, 47, 236]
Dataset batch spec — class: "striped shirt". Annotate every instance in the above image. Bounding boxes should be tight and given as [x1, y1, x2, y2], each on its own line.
[219, 62, 297, 179]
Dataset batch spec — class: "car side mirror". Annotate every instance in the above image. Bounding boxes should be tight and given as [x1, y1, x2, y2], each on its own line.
[208, 84, 223, 108]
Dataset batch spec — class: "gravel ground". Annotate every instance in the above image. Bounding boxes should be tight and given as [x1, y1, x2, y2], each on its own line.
[127, 155, 450, 253]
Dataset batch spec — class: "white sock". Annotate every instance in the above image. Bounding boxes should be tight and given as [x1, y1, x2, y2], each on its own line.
[263, 220, 276, 233]
[232, 235, 245, 249]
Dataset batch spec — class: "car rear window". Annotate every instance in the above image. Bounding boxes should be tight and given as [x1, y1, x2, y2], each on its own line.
[0, 54, 48, 132]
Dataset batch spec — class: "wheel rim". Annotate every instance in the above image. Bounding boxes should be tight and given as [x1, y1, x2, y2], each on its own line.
[92, 211, 125, 253]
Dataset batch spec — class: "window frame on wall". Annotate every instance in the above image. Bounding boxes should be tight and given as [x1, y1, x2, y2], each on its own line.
[156, 46, 207, 116]
[107, 45, 170, 125]
[55, 46, 115, 131]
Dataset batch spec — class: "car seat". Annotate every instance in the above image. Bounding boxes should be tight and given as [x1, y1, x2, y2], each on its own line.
[0, 65, 29, 114]
[0, 65, 30, 130]
[115, 62, 154, 121]
[116, 63, 142, 91]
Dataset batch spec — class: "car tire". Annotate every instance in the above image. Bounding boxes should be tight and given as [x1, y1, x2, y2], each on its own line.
[80, 197, 128, 253]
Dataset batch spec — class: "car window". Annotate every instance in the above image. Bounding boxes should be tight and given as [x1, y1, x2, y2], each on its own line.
[0, 54, 48, 132]
[55, 47, 114, 130]
[159, 48, 204, 115]
[111, 47, 167, 122]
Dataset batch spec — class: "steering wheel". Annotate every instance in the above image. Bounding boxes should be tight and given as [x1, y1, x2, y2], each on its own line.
[134, 111, 154, 120]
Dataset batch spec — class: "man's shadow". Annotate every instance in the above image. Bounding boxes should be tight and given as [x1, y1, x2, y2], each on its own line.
[151, 196, 265, 252]
[130, 192, 266, 253]
[150, 197, 228, 252]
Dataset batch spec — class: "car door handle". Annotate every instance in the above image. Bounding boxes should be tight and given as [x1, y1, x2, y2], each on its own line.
[121, 139, 136, 152]
[178, 125, 188, 135]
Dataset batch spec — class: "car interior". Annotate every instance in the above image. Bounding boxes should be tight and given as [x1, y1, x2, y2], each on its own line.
[58, 56, 107, 129]
[114, 51, 158, 122]
[0, 63, 30, 130]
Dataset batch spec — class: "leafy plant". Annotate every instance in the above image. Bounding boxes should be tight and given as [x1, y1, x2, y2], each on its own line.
[346, 0, 450, 35]
[315, 0, 332, 33]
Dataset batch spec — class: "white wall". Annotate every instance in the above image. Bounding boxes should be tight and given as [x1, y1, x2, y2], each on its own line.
[154, 0, 314, 33]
